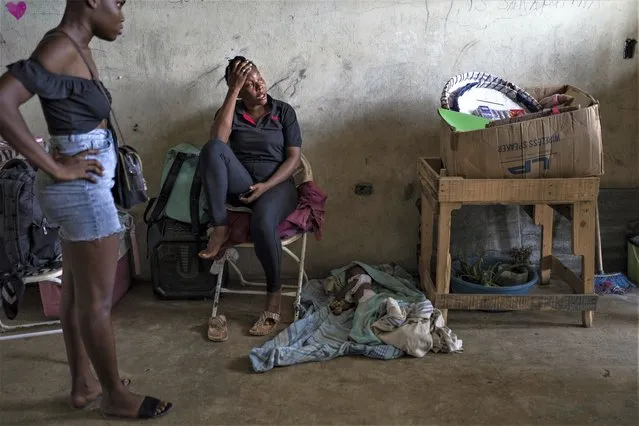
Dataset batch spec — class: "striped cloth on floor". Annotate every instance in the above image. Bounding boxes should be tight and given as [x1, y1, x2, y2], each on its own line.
[248, 262, 463, 373]
[595, 274, 636, 295]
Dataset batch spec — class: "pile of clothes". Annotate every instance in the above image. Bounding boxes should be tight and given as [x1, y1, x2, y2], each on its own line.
[248, 261, 463, 373]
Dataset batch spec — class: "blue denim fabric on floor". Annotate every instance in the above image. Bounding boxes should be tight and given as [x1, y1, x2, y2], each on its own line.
[35, 128, 124, 242]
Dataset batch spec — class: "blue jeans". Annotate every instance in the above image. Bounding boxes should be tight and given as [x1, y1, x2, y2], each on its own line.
[200, 138, 297, 292]
[35, 129, 123, 242]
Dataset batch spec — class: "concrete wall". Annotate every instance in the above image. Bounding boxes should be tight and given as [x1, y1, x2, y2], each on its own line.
[1, 0, 637, 280]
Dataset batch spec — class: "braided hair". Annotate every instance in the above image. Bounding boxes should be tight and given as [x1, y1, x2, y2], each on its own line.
[224, 56, 255, 85]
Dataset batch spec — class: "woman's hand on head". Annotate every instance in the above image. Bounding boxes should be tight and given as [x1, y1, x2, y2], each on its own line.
[52, 148, 104, 183]
[227, 59, 253, 92]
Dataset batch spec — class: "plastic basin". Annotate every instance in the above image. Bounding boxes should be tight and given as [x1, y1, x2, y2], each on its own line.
[451, 256, 539, 295]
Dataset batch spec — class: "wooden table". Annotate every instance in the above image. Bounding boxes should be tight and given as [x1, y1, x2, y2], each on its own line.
[417, 158, 599, 327]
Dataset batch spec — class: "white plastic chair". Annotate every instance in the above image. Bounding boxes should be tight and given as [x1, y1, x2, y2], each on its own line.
[0, 267, 63, 341]
[209, 154, 313, 321]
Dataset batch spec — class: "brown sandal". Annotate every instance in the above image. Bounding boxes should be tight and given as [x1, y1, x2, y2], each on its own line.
[249, 311, 280, 336]
[208, 315, 228, 342]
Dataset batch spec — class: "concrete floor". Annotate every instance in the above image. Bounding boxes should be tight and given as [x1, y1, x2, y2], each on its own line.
[1, 281, 638, 426]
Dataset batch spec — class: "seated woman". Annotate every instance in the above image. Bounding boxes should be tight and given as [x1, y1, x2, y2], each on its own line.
[199, 56, 302, 338]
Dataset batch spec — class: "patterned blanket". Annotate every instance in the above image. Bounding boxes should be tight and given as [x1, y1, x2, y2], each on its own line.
[248, 262, 463, 373]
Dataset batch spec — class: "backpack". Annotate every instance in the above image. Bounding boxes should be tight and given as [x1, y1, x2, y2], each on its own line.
[0, 159, 61, 276]
[144, 143, 209, 251]
[144, 143, 208, 225]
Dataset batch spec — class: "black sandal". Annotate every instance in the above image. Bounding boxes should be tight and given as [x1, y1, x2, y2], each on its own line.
[102, 396, 173, 420]
[1, 274, 25, 320]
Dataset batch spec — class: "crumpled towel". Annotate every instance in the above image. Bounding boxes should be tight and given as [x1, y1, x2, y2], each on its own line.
[343, 274, 375, 304]
[371, 298, 463, 357]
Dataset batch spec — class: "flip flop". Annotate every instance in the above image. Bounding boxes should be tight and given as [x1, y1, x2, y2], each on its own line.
[102, 396, 173, 420]
[207, 315, 228, 342]
[248, 311, 280, 336]
[70, 378, 132, 410]
[1, 274, 25, 320]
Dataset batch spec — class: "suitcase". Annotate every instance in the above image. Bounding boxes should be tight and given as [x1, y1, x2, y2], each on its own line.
[39, 211, 136, 318]
[39, 252, 132, 319]
[147, 218, 228, 300]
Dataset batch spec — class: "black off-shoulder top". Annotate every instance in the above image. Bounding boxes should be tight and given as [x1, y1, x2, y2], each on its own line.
[6, 58, 112, 136]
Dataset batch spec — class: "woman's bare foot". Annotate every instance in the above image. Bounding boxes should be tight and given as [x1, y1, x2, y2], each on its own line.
[266, 291, 282, 314]
[69, 375, 102, 409]
[69, 376, 131, 409]
[198, 226, 230, 259]
[101, 387, 173, 420]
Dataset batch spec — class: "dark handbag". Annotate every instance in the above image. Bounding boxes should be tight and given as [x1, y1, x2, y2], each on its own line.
[110, 135, 149, 210]
[57, 30, 148, 210]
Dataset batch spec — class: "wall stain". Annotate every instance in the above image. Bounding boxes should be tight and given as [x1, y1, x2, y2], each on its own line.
[268, 76, 289, 92]
[288, 77, 302, 97]
[403, 183, 416, 201]
[424, 0, 429, 33]
[444, 0, 454, 32]
[189, 64, 222, 89]
[268, 56, 308, 98]
[451, 39, 479, 70]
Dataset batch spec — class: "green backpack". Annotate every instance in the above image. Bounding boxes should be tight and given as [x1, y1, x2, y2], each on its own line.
[144, 143, 209, 230]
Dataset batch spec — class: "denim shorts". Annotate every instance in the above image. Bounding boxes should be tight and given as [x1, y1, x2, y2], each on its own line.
[35, 129, 124, 242]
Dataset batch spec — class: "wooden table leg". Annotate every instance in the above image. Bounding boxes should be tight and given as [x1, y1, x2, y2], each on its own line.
[436, 202, 460, 322]
[572, 201, 596, 328]
[534, 204, 554, 285]
[419, 194, 435, 298]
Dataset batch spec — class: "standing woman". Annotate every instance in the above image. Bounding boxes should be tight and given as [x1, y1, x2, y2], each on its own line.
[0, 1, 172, 420]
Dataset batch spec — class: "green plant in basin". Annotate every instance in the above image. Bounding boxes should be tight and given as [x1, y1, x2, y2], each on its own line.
[454, 245, 534, 287]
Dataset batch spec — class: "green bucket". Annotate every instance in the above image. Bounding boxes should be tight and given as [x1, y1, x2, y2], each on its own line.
[627, 236, 639, 284]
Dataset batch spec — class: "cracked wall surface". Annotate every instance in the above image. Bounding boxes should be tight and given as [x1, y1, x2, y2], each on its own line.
[1, 0, 637, 279]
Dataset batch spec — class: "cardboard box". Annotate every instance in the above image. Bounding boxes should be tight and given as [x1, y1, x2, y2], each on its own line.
[439, 85, 604, 179]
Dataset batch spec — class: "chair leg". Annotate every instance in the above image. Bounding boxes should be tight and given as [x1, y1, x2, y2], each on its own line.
[0, 274, 63, 341]
[293, 233, 308, 321]
[0, 319, 9, 333]
[211, 235, 309, 320]
[210, 261, 225, 318]
[228, 261, 248, 286]
[283, 246, 309, 283]
[0, 327, 63, 341]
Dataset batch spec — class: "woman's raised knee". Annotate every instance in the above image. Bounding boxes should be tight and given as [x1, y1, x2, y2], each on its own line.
[201, 137, 229, 159]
